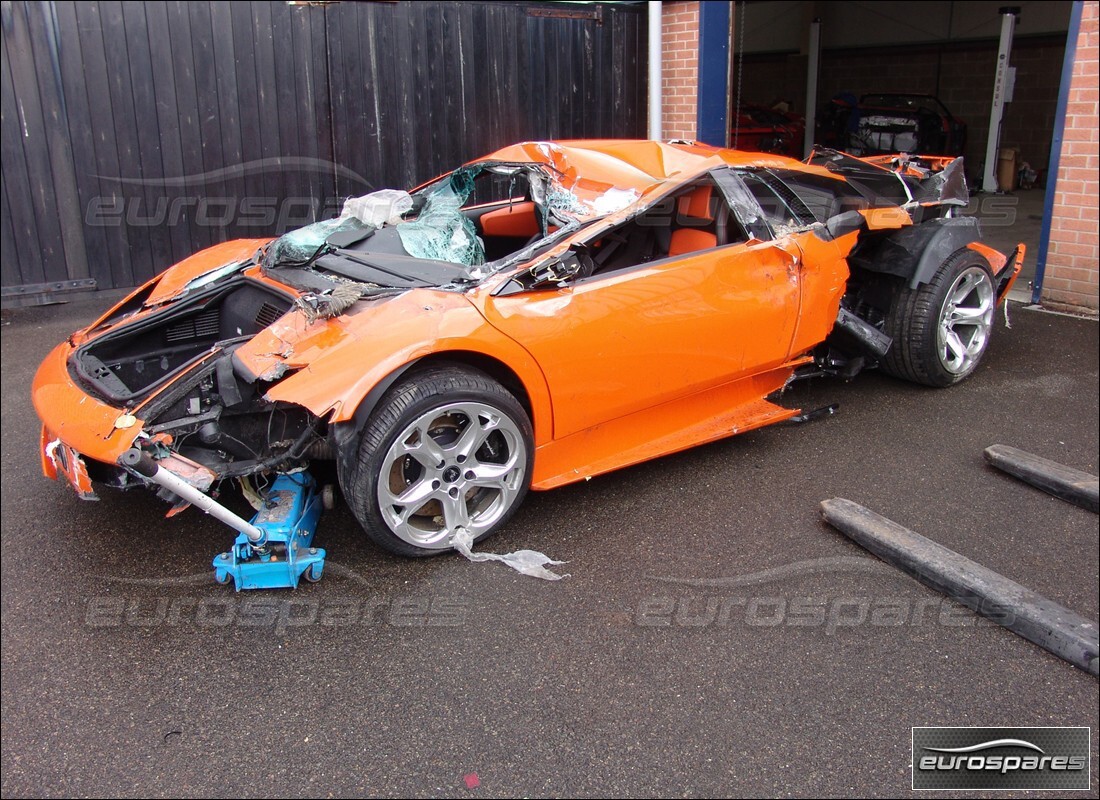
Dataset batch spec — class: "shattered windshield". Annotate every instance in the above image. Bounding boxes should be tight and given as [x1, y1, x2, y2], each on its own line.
[398, 168, 486, 266]
[261, 155, 641, 288]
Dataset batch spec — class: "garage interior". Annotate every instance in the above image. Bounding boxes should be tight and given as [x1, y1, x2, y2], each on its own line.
[740, 1, 1071, 301]
[737, 1, 1071, 182]
[660, 0, 1097, 312]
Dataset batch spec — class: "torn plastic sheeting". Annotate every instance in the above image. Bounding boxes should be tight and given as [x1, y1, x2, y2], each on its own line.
[344, 189, 412, 227]
[397, 170, 486, 267]
[590, 186, 640, 216]
[450, 527, 568, 581]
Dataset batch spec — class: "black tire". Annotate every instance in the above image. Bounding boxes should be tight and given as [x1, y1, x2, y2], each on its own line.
[881, 249, 996, 387]
[339, 365, 533, 557]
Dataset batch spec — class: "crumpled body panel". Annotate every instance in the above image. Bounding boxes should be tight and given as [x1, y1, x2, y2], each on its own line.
[33, 139, 1020, 505]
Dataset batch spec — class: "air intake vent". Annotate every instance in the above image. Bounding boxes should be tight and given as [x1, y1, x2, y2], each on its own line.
[165, 308, 221, 343]
[255, 302, 285, 329]
[758, 170, 817, 226]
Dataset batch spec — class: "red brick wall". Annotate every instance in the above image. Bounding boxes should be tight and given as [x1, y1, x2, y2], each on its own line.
[662, 1, 699, 140]
[1043, 0, 1099, 313]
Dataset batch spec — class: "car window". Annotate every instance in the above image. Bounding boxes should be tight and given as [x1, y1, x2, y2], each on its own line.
[579, 176, 749, 278]
[464, 171, 531, 209]
[736, 171, 820, 233]
[767, 170, 870, 224]
[710, 168, 773, 241]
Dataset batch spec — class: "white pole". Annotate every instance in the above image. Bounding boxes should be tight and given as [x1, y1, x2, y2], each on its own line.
[803, 19, 821, 158]
[983, 9, 1018, 193]
[649, 1, 663, 140]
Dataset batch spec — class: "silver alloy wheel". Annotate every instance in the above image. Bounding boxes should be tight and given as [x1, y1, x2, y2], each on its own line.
[937, 265, 994, 375]
[376, 401, 527, 549]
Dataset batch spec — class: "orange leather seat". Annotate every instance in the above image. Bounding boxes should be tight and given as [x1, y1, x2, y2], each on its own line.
[669, 185, 717, 255]
[669, 228, 718, 256]
[479, 201, 540, 238]
[677, 185, 714, 220]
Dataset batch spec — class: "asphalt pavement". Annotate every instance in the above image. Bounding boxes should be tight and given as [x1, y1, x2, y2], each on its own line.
[2, 298, 1097, 798]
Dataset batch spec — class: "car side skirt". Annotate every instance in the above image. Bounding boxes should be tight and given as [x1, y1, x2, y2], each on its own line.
[530, 359, 807, 490]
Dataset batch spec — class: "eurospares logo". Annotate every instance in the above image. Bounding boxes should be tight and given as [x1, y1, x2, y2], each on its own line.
[912, 727, 1090, 790]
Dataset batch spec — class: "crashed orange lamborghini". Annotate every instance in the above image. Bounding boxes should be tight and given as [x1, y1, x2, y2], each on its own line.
[34, 140, 1023, 556]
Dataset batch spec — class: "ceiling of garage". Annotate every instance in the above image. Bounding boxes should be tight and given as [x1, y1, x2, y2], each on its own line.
[742, 0, 1072, 53]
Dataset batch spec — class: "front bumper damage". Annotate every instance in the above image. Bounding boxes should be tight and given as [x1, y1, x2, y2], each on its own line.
[34, 325, 332, 591]
[33, 313, 326, 506]
[35, 340, 145, 498]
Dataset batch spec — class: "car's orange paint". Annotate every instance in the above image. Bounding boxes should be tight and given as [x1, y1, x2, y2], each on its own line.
[788, 229, 858, 357]
[34, 140, 1017, 500]
[968, 241, 1026, 301]
[67, 240, 280, 348]
[481, 140, 702, 198]
[478, 201, 541, 238]
[1001, 244, 1026, 299]
[235, 289, 558, 446]
[475, 238, 802, 440]
[33, 342, 144, 462]
[859, 206, 913, 230]
[145, 238, 271, 305]
[531, 363, 803, 489]
[469, 139, 836, 212]
[47, 438, 97, 500]
[967, 240, 1008, 273]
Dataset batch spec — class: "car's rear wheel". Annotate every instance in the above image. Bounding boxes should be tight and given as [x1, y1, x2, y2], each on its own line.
[340, 366, 533, 557]
[881, 249, 996, 387]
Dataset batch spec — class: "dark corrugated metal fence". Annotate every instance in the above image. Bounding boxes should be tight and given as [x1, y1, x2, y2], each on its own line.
[0, 0, 647, 303]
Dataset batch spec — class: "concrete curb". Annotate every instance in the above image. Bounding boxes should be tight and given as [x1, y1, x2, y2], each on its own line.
[820, 498, 1099, 677]
[984, 444, 1099, 513]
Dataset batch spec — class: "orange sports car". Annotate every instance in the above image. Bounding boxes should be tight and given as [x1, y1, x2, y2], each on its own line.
[33, 140, 1023, 557]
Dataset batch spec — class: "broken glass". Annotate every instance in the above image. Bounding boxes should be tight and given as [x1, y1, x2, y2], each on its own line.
[398, 168, 486, 267]
[265, 189, 414, 266]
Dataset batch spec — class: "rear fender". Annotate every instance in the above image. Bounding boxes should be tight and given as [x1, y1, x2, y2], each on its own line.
[851, 216, 983, 288]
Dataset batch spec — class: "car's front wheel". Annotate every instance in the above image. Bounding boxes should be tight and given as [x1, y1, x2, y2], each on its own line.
[340, 365, 533, 557]
[881, 249, 996, 387]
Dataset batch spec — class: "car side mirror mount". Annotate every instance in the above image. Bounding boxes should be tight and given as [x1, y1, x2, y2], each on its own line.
[495, 244, 593, 296]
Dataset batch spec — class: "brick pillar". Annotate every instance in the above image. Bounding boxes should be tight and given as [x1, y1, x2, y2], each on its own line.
[661, 1, 700, 140]
[1042, 0, 1099, 313]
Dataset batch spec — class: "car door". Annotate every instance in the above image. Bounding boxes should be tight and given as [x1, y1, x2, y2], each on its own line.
[476, 174, 802, 440]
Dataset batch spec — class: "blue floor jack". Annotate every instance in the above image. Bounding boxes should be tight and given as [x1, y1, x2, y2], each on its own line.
[119, 450, 326, 590]
[213, 472, 325, 590]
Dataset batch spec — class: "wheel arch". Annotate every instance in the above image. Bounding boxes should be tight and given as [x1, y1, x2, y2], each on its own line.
[849, 216, 983, 290]
[879, 246, 996, 387]
[400, 351, 536, 423]
[330, 349, 550, 481]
